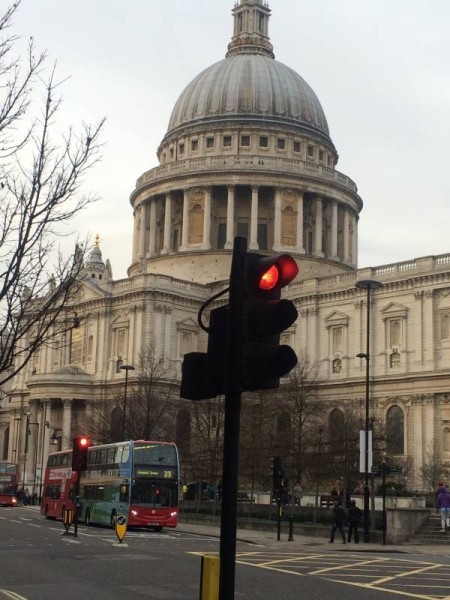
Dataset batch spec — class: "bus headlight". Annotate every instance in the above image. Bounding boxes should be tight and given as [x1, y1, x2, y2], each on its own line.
[131, 510, 138, 516]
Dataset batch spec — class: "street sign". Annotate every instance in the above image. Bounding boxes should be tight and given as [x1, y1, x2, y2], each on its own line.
[114, 514, 128, 543]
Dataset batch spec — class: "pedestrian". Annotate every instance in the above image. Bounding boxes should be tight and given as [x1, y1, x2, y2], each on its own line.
[347, 499, 362, 543]
[329, 500, 346, 543]
[436, 483, 450, 532]
[294, 482, 303, 506]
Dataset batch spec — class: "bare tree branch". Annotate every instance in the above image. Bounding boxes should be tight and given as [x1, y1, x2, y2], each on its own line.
[0, 2, 105, 387]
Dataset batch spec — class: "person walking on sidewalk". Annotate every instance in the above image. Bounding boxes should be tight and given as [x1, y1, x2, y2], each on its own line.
[436, 483, 450, 532]
[329, 500, 346, 544]
[347, 499, 362, 543]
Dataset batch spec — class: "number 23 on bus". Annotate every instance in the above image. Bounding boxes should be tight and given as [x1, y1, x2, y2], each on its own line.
[41, 440, 180, 531]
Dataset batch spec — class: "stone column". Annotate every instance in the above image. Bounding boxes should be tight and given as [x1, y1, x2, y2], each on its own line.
[161, 193, 172, 254]
[25, 401, 39, 491]
[148, 198, 157, 257]
[139, 203, 147, 258]
[202, 187, 212, 250]
[331, 200, 338, 258]
[314, 196, 324, 257]
[225, 185, 235, 249]
[181, 190, 189, 250]
[296, 191, 305, 254]
[249, 185, 259, 250]
[42, 399, 52, 479]
[352, 213, 358, 267]
[62, 399, 73, 451]
[343, 209, 350, 262]
[273, 188, 282, 250]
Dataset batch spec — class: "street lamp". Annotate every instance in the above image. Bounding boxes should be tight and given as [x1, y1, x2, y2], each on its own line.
[21, 413, 39, 494]
[120, 364, 135, 440]
[356, 278, 383, 543]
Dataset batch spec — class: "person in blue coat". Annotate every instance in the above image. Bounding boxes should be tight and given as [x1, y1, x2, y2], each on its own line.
[436, 484, 450, 532]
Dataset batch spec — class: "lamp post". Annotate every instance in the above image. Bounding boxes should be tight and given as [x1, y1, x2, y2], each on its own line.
[21, 413, 39, 495]
[120, 364, 135, 440]
[356, 278, 383, 543]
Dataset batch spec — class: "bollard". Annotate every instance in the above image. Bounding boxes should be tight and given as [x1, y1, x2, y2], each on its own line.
[288, 515, 294, 541]
[200, 554, 220, 600]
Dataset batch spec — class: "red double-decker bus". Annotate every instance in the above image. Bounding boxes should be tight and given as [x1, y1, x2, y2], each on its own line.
[0, 462, 20, 507]
[40, 449, 77, 519]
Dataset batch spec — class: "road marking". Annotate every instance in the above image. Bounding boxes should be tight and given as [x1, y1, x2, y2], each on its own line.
[371, 563, 440, 586]
[9, 520, 22, 524]
[27, 524, 41, 528]
[310, 556, 389, 575]
[0, 590, 29, 600]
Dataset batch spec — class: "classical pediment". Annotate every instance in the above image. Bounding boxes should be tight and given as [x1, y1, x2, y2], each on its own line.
[324, 311, 349, 327]
[381, 302, 408, 319]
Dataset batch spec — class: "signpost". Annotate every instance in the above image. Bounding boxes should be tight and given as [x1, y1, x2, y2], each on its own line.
[114, 514, 128, 544]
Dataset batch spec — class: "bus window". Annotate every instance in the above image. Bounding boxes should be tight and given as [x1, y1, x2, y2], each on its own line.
[121, 445, 130, 464]
[119, 484, 129, 502]
[114, 446, 123, 464]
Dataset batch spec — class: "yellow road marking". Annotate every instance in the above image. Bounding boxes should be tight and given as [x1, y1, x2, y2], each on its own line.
[371, 563, 441, 586]
[0, 590, 29, 600]
[329, 579, 439, 600]
[310, 556, 388, 575]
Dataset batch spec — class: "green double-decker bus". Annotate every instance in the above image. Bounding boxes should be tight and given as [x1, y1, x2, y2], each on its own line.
[79, 440, 179, 530]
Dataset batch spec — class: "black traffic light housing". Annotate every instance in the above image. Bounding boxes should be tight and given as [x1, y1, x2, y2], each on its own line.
[180, 305, 229, 400]
[72, 435, 90, 471]
[241, 253, 299, 391]
[272, 456, 285, 499]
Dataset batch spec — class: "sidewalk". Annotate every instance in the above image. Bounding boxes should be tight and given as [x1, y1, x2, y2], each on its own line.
[24, 505, 450, 555]
[177, 520, 450, 556]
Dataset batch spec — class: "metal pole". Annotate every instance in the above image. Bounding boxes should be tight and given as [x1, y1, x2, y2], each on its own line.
[120, 365, 135, 440]
[219, 236, 246, 600]
[363, 285, 371, 544]
[39, 403, 48, 504]
[122, 369, 128, 440]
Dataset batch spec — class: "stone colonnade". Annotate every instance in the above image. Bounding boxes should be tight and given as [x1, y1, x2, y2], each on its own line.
[132, 185, 358, 266]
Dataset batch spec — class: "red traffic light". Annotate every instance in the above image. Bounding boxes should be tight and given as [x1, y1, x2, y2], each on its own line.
[78, 436, 90, 448]
[253, 254, 299, 292]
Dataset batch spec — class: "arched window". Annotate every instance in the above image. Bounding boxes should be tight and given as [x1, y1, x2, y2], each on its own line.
[390, 320, 401, 347]
[189, 203, 203, 244]
[443, 427, 450, 453]
[328, 408, 345, 451]
[111, 406, 122, 442]
[276, 412, 291, 455]
[442, 314, 450, 340]
[386, 406, 404, 455]
[2, 426, 9, 460]
[281, 205, 296, 246]
[176, 410, 191, 458]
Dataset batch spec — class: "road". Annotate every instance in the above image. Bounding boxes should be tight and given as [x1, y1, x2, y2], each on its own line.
[1, 507, 450, 599]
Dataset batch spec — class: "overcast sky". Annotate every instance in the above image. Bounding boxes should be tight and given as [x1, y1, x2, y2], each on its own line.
[12, 0, 450, 280]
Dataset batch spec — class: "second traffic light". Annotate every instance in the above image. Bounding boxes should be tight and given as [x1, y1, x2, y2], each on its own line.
[241, 253, 299, 391]
[72, 435, 91, 471]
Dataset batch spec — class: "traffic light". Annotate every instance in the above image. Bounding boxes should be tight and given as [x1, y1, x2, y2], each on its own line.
[272, 456, 284, 499]
[180, 305, 228, 400]
[241, 253, 299, 390]
[72, 435, 90, 471]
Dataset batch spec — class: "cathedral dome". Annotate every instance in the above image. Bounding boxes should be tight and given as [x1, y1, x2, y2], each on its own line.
[165, 0, 330, 144]
[167, 54, 330, 140]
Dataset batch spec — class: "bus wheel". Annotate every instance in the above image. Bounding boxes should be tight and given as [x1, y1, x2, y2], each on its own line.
[110, 510, 117, 527]
[44, 505, 50, 519]
[85, 509, 91, 526]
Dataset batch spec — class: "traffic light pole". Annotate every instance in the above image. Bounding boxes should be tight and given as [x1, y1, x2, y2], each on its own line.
[219, 236, 246, 600]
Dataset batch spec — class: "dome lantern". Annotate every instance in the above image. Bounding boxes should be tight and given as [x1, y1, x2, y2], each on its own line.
[226, 0, 274, 59]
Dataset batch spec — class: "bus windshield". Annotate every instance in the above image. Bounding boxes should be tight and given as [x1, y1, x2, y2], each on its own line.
[133, 443, 177, 466]
[131, 481, 177, 508]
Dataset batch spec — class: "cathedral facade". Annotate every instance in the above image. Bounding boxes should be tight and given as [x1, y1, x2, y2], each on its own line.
[1, 0, 450, 492]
